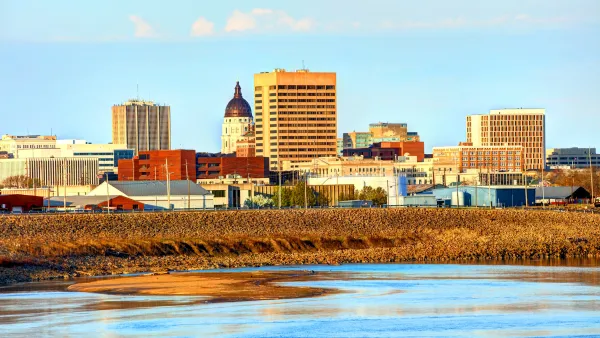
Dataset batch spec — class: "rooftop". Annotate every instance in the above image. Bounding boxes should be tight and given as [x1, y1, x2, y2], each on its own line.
[104, 180, 211, 196]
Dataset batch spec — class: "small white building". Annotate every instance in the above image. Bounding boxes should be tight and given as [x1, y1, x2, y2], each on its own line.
[87, 180, 214, 210]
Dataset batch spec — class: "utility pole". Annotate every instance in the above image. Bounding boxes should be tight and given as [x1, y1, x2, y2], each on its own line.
[386, 179, 390, 207]
[63, 159, 67, 212]
[541, 166, 546, 209]
[165, 158, 171, 210]
[304, 170, 308, 209]
[590, 147, 595, 203]
[278, 161, 282, 209]
[524, 171, 528, 208]
[487, 164, 491, 209]
[395, 173, 399, 206]
[185, 160, 190, 210]
[106, 172, 110, 214]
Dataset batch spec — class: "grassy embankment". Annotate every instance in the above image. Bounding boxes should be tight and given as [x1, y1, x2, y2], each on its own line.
[1, 208, 599, 285]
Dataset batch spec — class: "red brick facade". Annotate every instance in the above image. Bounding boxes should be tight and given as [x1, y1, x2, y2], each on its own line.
[197, 156, 269, 179]
[379, 142, 425, 162]
[118, 150, 196, 181]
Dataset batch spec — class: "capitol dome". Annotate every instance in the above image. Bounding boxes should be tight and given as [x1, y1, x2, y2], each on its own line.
[224, 81, 252, 119]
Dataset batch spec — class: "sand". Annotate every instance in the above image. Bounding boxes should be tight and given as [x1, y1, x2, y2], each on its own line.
[67, 270, 341, 302]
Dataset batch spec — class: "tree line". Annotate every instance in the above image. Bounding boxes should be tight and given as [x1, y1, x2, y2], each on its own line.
[0, 175, 41, 189]
[244, 182, 388, 208]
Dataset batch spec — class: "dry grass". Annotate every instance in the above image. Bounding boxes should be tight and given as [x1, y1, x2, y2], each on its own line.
[1, 208, 599, 284]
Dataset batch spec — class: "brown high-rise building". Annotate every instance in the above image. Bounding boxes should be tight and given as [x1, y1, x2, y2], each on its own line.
[112, 100, 171, 155]
[467, 108, 545, 170]
[254, 69, 337, 170]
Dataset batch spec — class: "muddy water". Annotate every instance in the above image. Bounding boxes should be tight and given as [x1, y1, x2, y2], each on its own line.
[2, 262, 600, 337]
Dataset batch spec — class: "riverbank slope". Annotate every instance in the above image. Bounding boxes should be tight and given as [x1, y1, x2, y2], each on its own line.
[1, 208, 599, 285]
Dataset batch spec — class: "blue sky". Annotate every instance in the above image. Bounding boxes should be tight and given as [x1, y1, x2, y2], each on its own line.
[0, 0, 598, 152]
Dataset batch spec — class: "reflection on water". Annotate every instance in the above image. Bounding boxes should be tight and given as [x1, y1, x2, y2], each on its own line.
[2, 261, 600, 337]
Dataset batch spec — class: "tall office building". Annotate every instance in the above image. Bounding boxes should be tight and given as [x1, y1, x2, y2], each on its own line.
[254, 68, 337, 170]
[112, 100, 171, 155]
[467, 108, 545, 170]
[221, 82, 253, 154]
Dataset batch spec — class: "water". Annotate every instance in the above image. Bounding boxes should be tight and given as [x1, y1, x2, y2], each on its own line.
[2, 263, 600, 337]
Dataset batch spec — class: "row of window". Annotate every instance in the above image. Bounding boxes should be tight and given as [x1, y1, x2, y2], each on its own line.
[266, 153, 336, 158]
[462, 157, 521, 161]
[257, 85, 336, 90]
[277, 117, 336, 121]
[273, 99, 336, 103]
[268, 92, 335, 97]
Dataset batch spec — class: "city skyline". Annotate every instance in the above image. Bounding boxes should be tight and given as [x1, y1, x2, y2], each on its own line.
[1, 0, 599, 153]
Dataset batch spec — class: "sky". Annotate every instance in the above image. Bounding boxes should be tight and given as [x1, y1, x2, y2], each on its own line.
[0, 0, 599, 152]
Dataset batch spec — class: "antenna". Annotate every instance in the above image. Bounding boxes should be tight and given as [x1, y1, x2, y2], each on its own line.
[137, 84, 139, 101]
[302, 60, 305, 70]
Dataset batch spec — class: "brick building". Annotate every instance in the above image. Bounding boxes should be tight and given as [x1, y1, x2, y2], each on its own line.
[197, 155, 269, 179]
[343, 141, 425, 161]
[118, 150, 196, 181]
[236, 129, 256, 157]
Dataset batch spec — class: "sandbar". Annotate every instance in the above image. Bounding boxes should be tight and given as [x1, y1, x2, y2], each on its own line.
[68, 270, 343, 302]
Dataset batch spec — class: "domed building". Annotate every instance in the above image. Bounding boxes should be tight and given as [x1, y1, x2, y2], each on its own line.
[221, 82, 253, 154]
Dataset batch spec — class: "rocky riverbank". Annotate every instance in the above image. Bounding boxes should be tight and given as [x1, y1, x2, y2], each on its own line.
[1, 208, 600, 286]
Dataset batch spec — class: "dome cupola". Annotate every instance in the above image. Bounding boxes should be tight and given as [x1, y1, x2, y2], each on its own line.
[224, 81, 252, 119]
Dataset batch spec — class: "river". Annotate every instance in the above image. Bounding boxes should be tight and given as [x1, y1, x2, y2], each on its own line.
[2, 262, 600, 337]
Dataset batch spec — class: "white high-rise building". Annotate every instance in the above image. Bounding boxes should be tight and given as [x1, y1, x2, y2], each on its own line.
[221, 82, 253, 154]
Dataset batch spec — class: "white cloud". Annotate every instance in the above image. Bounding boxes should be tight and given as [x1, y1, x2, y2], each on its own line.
[129, 15, 157, 38]
[225, 8, 315, 33]
[190, 17, 215, 37]
[225, 10, 257, 32]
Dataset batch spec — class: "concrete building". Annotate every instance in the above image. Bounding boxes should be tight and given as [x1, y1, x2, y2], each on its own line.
[118, 150, 196, 181]
[0, 135, 56, 156]
[369, 123, 420, 142]
[222, 82, 253, 154]
[284, 155, 435, 185]
[432, 143, 524, 174]
[0, 157, 99, 187]
[546, 148, 600, 169]
[1, 185, 95, 198]
[196, 154, 269, 180]
[112, 100, 171, 154]
[17, 142, 133, 173]
[336, 138, 343, 157]
[343, 141, 425, 162]
[254, 68, 337, 170]
[467, 108, 545, 170]
[87, 180, 213, 210]
[343, 132, 372, 149]
[342, 123, 421, 152]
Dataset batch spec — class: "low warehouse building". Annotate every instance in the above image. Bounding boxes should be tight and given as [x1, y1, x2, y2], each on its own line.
[87, 180, 214, 210]
[535, 186, 591, 205]
[426, 186, 535, 207]
[0, 194, 43, 213]
[45, 195, 144, 211]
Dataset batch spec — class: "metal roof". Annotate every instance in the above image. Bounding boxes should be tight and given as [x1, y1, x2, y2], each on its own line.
[107, 180, 211, 197]
[535, 186, 587, 199]
[46, 195, 122, 207]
